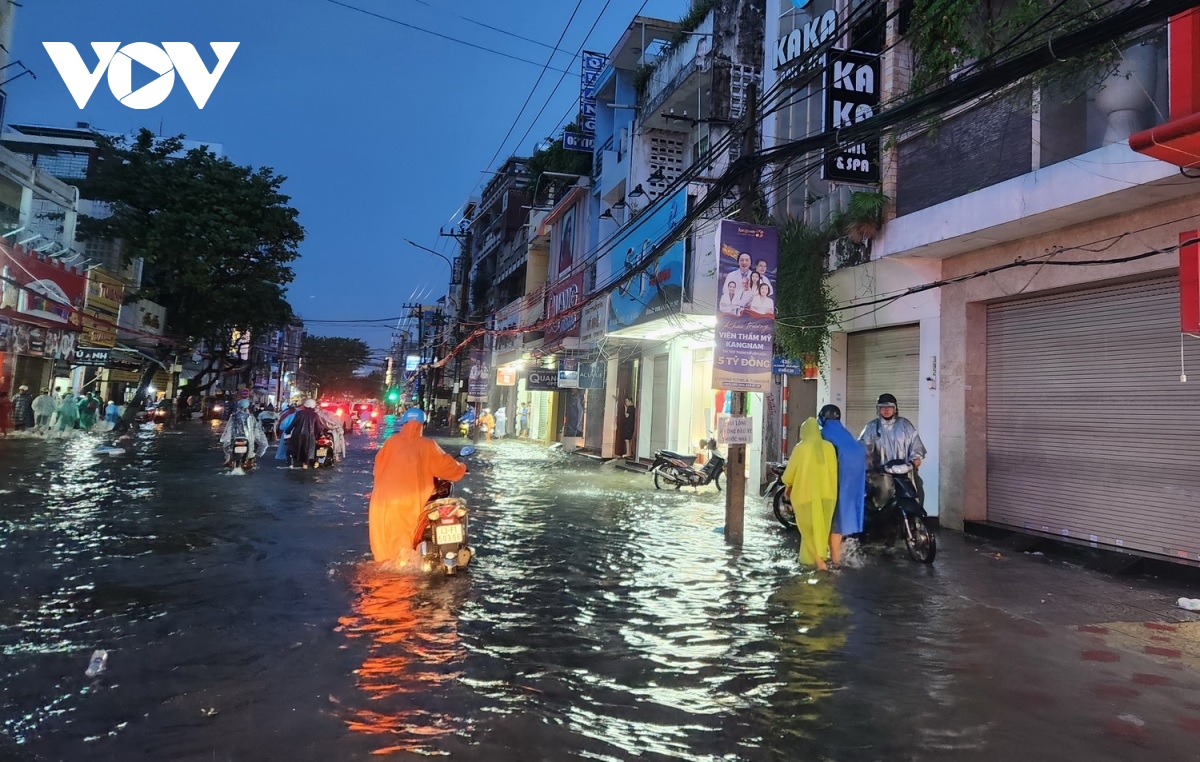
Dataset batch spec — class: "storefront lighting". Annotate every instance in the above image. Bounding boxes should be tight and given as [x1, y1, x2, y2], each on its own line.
[599, 209, 614, 220]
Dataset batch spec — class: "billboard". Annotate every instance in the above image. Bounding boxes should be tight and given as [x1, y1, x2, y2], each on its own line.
[606, 186, 688, 331]
[82, 269, 124, 347]
[543, 273, 584, 346]
[712, 221, 779, 392]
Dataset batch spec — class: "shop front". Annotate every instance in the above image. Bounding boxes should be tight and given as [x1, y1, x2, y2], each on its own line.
[0, 240, 87, 395]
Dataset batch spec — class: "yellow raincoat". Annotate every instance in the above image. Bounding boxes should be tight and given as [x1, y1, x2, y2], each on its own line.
[781, 417, 838, 566]
[368, 421, 467, 566]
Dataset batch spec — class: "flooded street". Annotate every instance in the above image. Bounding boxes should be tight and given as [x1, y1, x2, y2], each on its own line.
[4, 427, 1200, 761]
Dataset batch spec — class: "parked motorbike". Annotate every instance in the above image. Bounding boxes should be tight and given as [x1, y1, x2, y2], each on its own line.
[314, 430, 336, 468]
[650, 439, 725, 491]
[417, 446, 476, 575]
[765, 461, 795, 528]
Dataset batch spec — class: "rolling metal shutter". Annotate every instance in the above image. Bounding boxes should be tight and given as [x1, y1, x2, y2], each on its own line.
[845, 325, 921, 438]
[649, 354, 670, 455]
[986, 277, 1200, 559]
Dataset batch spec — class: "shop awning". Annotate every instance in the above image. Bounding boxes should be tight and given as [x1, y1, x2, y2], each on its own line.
[1130, 111, 1200, 169]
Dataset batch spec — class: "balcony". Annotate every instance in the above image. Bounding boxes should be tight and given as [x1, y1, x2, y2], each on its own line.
[639, 14, 713, 129]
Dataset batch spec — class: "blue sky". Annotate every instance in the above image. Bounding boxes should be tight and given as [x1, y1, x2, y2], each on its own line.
[8, 0, 685, 351]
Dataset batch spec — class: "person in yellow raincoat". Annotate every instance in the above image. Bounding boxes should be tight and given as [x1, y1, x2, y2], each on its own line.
[781, 417, 838, 570]
[369, 408, 467, 568]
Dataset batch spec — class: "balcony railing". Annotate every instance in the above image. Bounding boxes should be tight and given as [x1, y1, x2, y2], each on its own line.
[640, 14, 713, 118]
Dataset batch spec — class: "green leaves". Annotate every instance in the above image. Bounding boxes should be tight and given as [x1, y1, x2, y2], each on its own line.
[76, 128, 303, 352]
[774, 218, 838, 372]
[301, 336, 373, 397]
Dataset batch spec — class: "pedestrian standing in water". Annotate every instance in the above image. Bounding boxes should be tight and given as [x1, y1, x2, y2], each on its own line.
[781, 417, 838, 571]
[105, 400, 121, 427]
[11, 385, 32, 431]
[478, 407, 495, 443]
[817, 404, 867, 567]
[494, 406, 507, 439]
[621, 397, 637, 458]
[31, 388, 55, 433]
[55, 391, 80, 432]
[517, 403, 530, 438]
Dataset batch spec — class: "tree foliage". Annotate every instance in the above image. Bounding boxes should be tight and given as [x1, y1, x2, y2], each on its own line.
[525, 125, 592, 206]
[77, 129, 303, 353]
[301, 336, 372, 397]
[774, 218, 838, 372]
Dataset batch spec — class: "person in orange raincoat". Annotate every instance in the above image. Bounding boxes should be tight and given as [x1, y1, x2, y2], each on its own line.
[369, 407, 467, 568]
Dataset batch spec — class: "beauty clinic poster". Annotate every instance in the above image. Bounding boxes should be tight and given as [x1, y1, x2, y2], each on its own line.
[712, 220, 778, 392]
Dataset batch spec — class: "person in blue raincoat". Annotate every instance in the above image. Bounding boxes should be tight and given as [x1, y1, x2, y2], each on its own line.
[818, 404, 867, 566]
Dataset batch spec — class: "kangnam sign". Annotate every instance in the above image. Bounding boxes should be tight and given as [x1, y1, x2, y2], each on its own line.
[43, 42, 239, 109]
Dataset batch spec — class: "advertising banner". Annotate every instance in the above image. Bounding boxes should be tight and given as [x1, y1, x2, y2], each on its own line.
[579, 360, 606, 389]
[525, 367, 559, 392]
[0, 242, 86, 331]
[82, 269, 124, 347]
[607, 186, 688, 332]
[467, 347, 489, 401]
[712, 221, 779, 392]
[557, 357, 580, 389]
[553, 199, 584, 277]
[566, 50, 606, 153]
[496, 367, 517, 386]
[543, 272, 584, 346]
[580, 296, 607, 346]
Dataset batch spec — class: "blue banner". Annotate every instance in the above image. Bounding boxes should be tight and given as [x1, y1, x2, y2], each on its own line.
[607, 186, 688, 331]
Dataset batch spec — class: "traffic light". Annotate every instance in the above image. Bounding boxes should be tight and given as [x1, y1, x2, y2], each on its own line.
[386, 387, 400, 403]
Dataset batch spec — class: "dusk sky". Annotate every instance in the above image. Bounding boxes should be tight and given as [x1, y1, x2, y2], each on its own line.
[8, 0, 684, 352]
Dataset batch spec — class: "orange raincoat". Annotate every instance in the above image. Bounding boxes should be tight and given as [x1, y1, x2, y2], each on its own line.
[369, 421, 467, 565]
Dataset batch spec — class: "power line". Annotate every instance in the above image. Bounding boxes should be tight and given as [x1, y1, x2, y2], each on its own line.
[322, 0, 574, 74]
[395, 0, 577, 56]
[479, 0, 588, 177]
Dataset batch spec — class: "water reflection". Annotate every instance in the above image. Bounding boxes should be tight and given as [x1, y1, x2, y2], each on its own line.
[336, 564, 470, 755]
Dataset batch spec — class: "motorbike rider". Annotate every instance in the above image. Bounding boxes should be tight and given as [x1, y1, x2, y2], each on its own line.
[288, 399, 323, 468]
[858, 393, 926, 508]
[220, 399, 270, 467]
[368, 407, 467, 569]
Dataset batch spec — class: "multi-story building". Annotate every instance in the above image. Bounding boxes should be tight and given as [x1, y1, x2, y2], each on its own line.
[764, 0, 1200, 560]
[585, 1, 766, 472]
[0, 144, 88, 396]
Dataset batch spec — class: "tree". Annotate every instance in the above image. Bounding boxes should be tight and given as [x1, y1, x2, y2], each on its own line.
[76, 129, 304, 424]
[301, 336, 372, 397]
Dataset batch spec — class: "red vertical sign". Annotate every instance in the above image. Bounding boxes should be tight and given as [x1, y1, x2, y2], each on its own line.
[1182, 230, 1200, 334]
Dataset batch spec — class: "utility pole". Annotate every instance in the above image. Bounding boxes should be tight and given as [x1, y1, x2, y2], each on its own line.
[725, 81, 759, 545]
[440, 223, 473, 419]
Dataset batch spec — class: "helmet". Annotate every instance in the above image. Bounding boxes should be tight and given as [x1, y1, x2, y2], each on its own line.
[399, 408, 426, 426]
[817, 404, 841, 426]
[237, 399, 250, 410]
[876, 393, 898, 419]
[302, 399, 317, 409]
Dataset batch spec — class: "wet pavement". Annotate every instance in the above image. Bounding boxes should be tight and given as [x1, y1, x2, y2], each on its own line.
[3, 426, 1200, 761]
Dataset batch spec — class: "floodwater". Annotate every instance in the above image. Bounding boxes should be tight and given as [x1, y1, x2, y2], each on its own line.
[3, 427, 1200, 761]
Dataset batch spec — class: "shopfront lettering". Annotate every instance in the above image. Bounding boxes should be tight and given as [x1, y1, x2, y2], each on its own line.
[773, 10, 837, 70]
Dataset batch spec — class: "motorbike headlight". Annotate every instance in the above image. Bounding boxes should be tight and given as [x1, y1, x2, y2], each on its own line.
[427, 510, 439, 521]
[453, 507, 467, 518]
[884, 463, 912, 475]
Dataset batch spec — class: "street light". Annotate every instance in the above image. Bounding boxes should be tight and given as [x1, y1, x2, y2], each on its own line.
[404, 238, 454, 268]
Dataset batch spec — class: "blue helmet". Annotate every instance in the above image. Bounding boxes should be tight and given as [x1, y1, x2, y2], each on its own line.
[399, 408, 426, 426]
[237, 399, 251, 410]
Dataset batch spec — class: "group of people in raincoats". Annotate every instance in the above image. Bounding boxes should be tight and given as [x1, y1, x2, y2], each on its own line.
[271, 398, 347, 468]
[0, 386, 117, 435]
[781, 393, 925, 571]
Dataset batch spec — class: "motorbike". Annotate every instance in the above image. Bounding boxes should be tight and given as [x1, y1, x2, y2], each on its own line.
[417, 446, 476, 575]
[260, 417, 277, 441]
[650, 439, 725, 491]
[314, 430, 336, 468]
[771, 458, 936, 564]
[865, 459, 936, 563]
[227, 435, 256, 472]
[765, 461, 795, 528]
